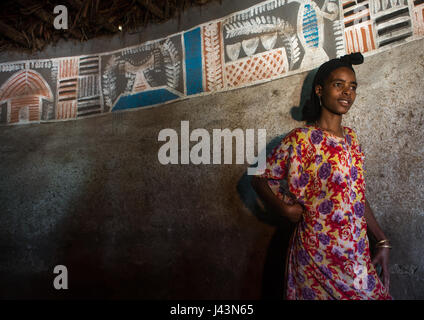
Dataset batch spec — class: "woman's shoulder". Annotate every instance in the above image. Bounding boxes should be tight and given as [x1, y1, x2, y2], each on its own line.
[298, 124, 361, 146]
[290, 124, 320, 140]
[282, 124, 360, 143]
[283, 126, 311, 142]
[343, 126, 355, 134]
[343, 126, 363, 151]
[291, 125, 318, 135]
[343, 126, 359, 140]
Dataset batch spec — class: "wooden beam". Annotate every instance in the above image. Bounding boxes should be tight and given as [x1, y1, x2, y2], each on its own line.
[0, 20, 28, 47]
[165, 0, 170, 19]
[67, 0, 117, 33]
[136, 0, 165, 19]
[16, 0, 83, 39]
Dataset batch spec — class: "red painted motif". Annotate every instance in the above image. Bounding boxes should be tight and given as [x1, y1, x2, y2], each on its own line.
[0, 69, 53, 123]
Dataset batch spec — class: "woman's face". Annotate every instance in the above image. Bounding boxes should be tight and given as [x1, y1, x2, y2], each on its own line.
[315, 67, 357, 115]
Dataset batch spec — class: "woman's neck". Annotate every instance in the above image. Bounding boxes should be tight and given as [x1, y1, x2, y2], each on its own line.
[315, 116, 344, 138]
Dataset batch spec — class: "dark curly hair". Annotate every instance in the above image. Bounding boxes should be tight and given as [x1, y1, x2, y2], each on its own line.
[301, 52, 364, 124]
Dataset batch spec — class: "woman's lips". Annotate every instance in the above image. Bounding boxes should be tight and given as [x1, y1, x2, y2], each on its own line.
[338, 99, 351, 107]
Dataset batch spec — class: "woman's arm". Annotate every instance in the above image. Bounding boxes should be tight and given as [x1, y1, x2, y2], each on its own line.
[364, 196, 390, 291]
[251, 176, 304, 223]
[364, 197, 388, 241]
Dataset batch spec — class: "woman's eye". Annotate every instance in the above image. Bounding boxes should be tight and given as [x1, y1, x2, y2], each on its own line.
[351, 86, 357, 91]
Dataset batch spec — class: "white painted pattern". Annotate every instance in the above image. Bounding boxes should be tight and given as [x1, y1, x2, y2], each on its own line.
[224, 16, 293, 40]
[202, 22, 224, 92]
[161, 39, 181, 90]
[282, 34, 301, 68]
[226, 43, 242, 62]
[333, 19, 346, 57]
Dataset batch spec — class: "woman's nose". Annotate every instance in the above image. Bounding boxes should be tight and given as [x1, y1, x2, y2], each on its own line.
[342, 86, 351, 96]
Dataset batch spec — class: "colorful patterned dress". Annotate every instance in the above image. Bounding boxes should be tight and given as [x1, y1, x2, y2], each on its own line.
[259, 124, 392, 300]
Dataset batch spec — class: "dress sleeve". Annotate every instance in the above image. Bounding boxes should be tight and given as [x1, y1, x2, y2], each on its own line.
[257, 129, 305, 200]
[349, 129, 367, 191]
[258, 129, 303, 180]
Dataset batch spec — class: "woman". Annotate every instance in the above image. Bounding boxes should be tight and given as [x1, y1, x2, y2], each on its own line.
[251, 53, 392, 300]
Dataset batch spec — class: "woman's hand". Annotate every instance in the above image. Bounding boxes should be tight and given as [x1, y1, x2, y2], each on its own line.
[282, 194, 304, 223]
[251, 176, 304, 223]
[282, 194, 296, 205]
[372, 247, 390, 292]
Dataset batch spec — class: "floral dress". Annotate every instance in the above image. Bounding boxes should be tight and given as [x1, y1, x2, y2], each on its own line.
[259, 124, 392, 300]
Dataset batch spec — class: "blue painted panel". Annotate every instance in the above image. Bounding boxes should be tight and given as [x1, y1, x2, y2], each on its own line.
[184, 28, 204, 95]
[112, 89, 180, 111]
[302, 4, 319, 48]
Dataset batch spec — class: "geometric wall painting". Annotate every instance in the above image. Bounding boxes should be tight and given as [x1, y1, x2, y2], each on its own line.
[370, 0, 413, 48]
[112, 88, 181, 111]
[41, 100, 55, 121]
[202, 22, 225, 92]
[77, 56, 102, 118]
[0, 102, 7, 124]
[342, 0, 377, 54]
[56, 58, 78, 120]
[0, 69, 53, 124]
[297, 0, 339, 69]
[332, 18, 346, 58]
[221, 0, 299, 91]
[101, 35, 183, 112]
[222, 0, 301, 67]
[221, 0, 342, 88]
[412, 0, 424, 35]
[225, 47, 289, 88]
[184, 28, 204, 95]
[344, 0, 414, 54]
[0, 0, 423, 126]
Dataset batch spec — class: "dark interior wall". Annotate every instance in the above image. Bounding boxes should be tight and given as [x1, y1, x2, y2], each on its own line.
[0, 37, 423, 299]
[0, 0, 264, 63]
[0, 72, 299, 300]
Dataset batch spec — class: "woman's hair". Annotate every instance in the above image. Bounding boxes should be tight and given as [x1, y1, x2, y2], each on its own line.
[301, 52, 364, 124]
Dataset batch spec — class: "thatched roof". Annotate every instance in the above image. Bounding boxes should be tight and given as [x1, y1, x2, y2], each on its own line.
[0, 0, 217, 52]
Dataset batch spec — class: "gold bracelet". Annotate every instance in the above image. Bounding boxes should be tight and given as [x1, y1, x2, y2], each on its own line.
[377, 244, 392, 249]
[376, 239, 390, 246]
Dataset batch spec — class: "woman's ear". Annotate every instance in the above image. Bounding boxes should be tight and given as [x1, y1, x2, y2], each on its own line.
[315, 84, 322, 97]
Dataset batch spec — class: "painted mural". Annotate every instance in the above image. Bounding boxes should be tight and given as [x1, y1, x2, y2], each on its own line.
[0, 0, 422, 126]
[101, 35, 184, 112]
[413, 0, 424, 35]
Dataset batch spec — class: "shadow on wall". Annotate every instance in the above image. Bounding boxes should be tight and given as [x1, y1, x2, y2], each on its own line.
[291, 68, 318, 122]
[0, 69, 319, 300]
[236, 136, 295, 300]
[236, 69, 317, 299]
